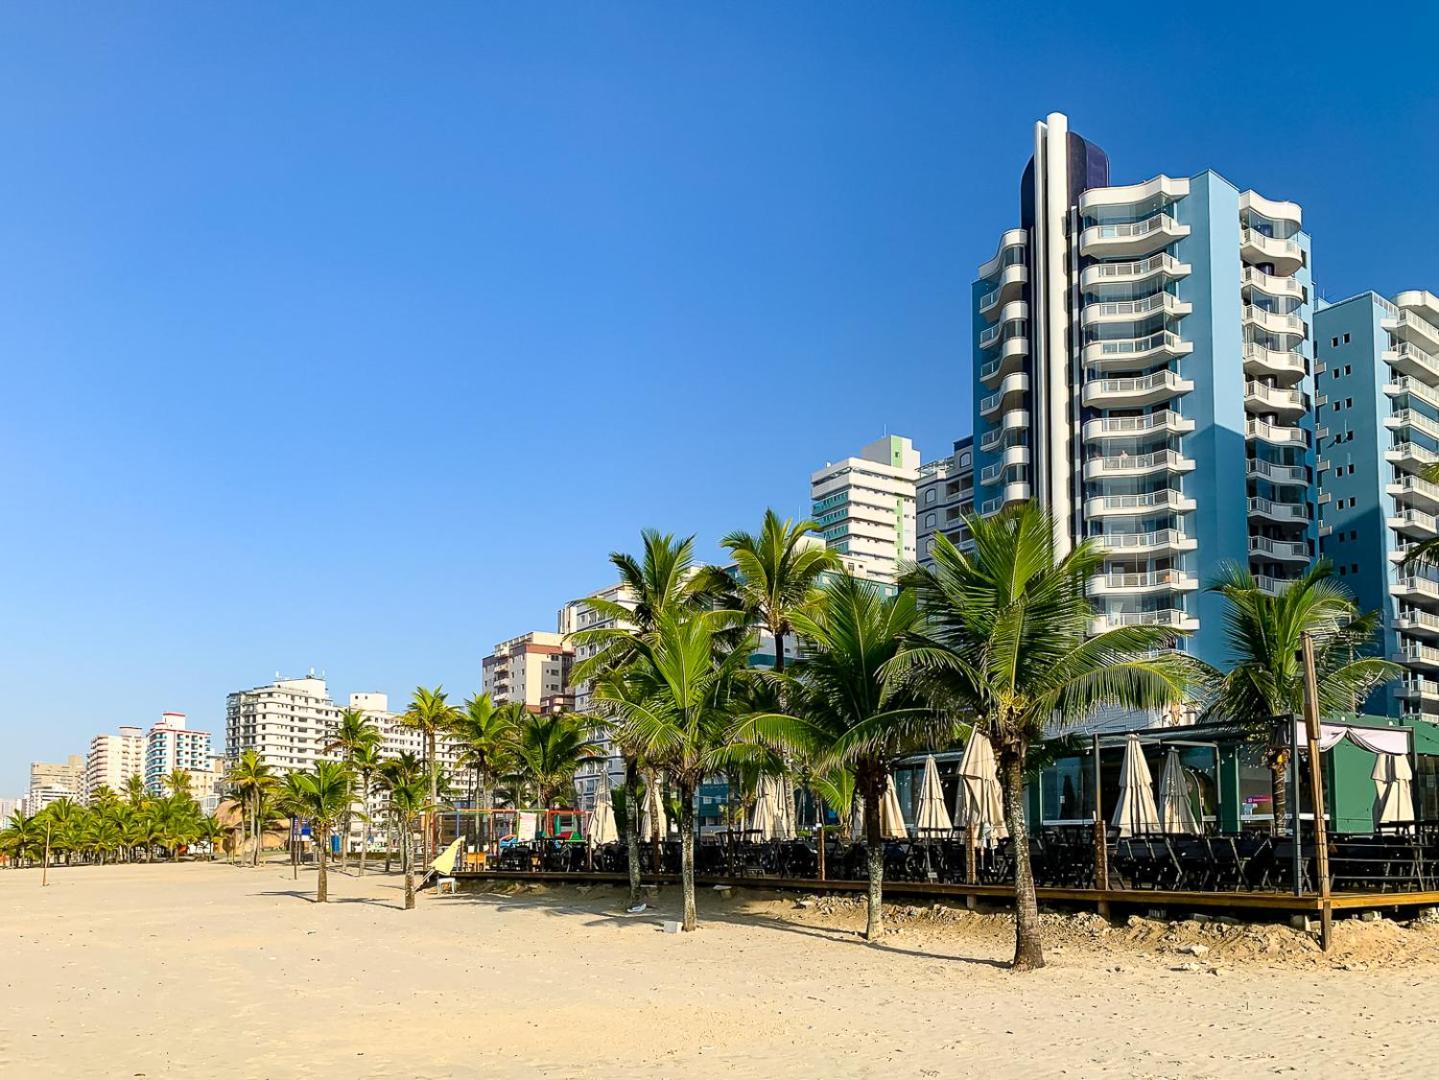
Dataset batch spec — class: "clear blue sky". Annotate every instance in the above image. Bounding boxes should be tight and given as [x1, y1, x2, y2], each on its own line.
[2, 4, 1435, 793]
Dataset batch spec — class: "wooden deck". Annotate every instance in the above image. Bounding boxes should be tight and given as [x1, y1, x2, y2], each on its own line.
[449, 869, 1439, 915]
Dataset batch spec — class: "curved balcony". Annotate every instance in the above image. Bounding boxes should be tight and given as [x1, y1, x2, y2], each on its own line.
[977, 229, 1028, 281]
[1393, 576, 1439, 604]
[1243, 305, 1307, 340]
[1241, 266, 1304, 303]
[1240, 190, 1302, 230]
[1389, 507, 1439, 540]
[1083, 449, 1195, 480]
[979, 372, 1030, 419]
[1389, 474, 1439, 513]
[1400, 642, 1439, 673]
[1385, 341, 1439, 383]
[1092, 529, 1197, 556]
[1240, 229, 1305, 275]
[1080, 213, 1189, 259]
[1080, 175, 1190, 213]
[1080, 253, 1191, 293]
[1083, 331, 1193, 372]
[1398, 607, 1439, 638]
[1247, 495, 1310, 524]
[1089, 608, 1199, 635]
[979, 410, 1029, 453]
[1242, 343, 1307, 383]
[1385, 376, 1439, 412]
[1089, 568, 1199, 596]
[1085, 490, 1196, 517]
[1245, 418, 1309, 447]
[978, 445, 1030, 487]
[978, 265, 1029, 314]
[1083, 410, 1195, 441]
[1248, 535, 1310, 562]
[979, 482, 1031, 516]
[1244, 380, 1307, 419]
[1083, 370, 1193, 409]
[1081, 293, 1192, 327]
[978, 336, 1029, 385]
[1388, 440, 1439, 475]
[978, 301, 1029, 349]
[1247, 458, 1309, 487]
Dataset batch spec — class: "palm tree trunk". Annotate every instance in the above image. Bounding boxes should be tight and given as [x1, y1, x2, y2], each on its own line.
[624, 757, 642, 906]
[427, 732, 438, 865]
[863, 780, 884, 942]
[1000, 748, 1044, 972]
[403, 819, 415, 910]
[1271, 759, 1289, 836]
[679, 780, 698, 931]
[479, 772, 491, 855]
[316, 828, 328, 903]
[771, 620, 785, 674]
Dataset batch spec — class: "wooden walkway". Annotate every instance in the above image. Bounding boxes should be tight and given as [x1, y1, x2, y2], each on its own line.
[450, 869, 1439, 916]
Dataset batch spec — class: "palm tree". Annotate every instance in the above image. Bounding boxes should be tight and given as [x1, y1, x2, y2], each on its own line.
[378, 751, 426, 872]
[1201, 560, 1401, 830]
[398, 686, 461, 863]
[323, 707, 381, 869]
[227, 750, 277, 867]
[739, 571, 948, 941]
[453, 693, 520, 848]
[571, 529, 716, 906]
[288, 762, 353, 903]
[196, 813, 228, 861]
[896, 506, 1195, 971]
[163, 769, 193, 799]
[0, 811, 42, 868]
[511, 711, 606, 808]
[386, 773, 432, 910]
[122, 774, 148, 807]
[708, 508, 838, 673]
[349, 742, 385, 877]
[595, 607, 753, 930]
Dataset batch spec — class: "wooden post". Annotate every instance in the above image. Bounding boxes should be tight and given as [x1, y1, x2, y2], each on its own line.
[965, 820, 977, 885]
[1301, 633, 1334, 951]
[1093, 815, 1109, 890]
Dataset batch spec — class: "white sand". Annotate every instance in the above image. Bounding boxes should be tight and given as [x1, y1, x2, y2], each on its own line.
[0, 861, 1434, 1078]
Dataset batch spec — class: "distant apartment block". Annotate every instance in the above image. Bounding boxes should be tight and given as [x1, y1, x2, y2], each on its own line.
[811, 434, 921, 583]
[482, 631, 573, 713]
[144, 712, 213, 795]
[26, 755, 86, 812]
[917, 435, 975, 565]
[971, 112, 1315, 665]
[85, 726, 146, 799]
[1314, 290, 1439, 718]
[225, 672, 340, 773]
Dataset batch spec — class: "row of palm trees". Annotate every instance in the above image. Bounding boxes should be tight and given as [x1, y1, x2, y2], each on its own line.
[0, 772, 226, 871]
[569, 503, 1399, 972]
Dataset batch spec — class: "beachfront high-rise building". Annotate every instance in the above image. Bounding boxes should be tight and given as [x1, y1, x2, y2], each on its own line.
[1314, 290, 1439, 718]
[917, 435, 975, 565]
[26, 755, 86, 813]
[971, 112, 1315, 664]
[0, 797, 19, 822]
[85, 726, 146, 799]
[810, 435, 921, 584]
[225, 672, 341, 772]
[482, 631, 574, 714]
[559, 584, 636, 808]
[144, 713, 213, 795]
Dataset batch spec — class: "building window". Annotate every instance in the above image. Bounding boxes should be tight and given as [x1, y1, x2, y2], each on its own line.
[1331, 337, 1339, 348]
[924, 490, 936, 505]
[924, 513, 936, 527]
[1344, 333, 1351, 344]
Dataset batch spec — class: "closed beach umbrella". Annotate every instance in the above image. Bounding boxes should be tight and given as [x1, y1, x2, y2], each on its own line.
[774, 774, 796, 841]
[1158, 749, 1201, 835]
[955, 732, 1008, 845]
[914, 755, 953, 836]
[588, 769, 618, 848]
[880, 775, 908, 840]
[749, 775, 778, 840]
[640, 778, 668, 839]
[1374, 753, 1415, 827]
[1111, 734, 1161, 838]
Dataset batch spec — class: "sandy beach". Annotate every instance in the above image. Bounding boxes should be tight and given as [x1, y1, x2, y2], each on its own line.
[1, 861, 1436, 1079]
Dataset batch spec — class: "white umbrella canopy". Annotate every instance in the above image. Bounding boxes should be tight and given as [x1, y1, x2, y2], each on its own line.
[1112, 734, 1161, 838]
[587, 769, 619, 848]
[774, 774, 796, 841]
[639, 777, 669, 839]
[914, 755, 953, 836]
[955, 732, 1008, 844]
[1158, 749, 1201, 836]
[880, 775, 909, 840]
[749, 775, 779, 840]
[1374, 753, 1415, 827]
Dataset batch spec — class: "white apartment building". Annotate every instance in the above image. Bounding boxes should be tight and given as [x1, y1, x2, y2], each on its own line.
[0, 797, 20, 822]
[26, 755, 86, 812]
[85, 726, 146, 799]
[810, 435, 921, 583]
[482, 631, 573, 713]
[225, 672, 341, 773]
[145, 712, 214, 795]
[559, 584, 636, 808]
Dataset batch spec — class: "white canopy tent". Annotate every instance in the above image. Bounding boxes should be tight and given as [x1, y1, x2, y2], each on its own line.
[1293, 720, 1416, 828]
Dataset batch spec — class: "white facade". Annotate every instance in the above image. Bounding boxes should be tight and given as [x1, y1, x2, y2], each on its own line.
[85, 726, 145, 799]
[482, 631, 573, 713]
[26, 755, 86, 812]
[810, 435, 921, 583]
[559, 584, 637, 808]
[145, 712, 214, 795]
[225, 673, 341, 773]
[0, 797, 20, 822]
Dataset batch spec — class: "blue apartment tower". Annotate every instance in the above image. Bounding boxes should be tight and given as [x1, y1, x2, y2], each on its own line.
[971, 112, 1317, 667]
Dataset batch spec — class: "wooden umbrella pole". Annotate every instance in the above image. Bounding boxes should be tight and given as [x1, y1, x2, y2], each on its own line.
[1300, 632, 1333, 951]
